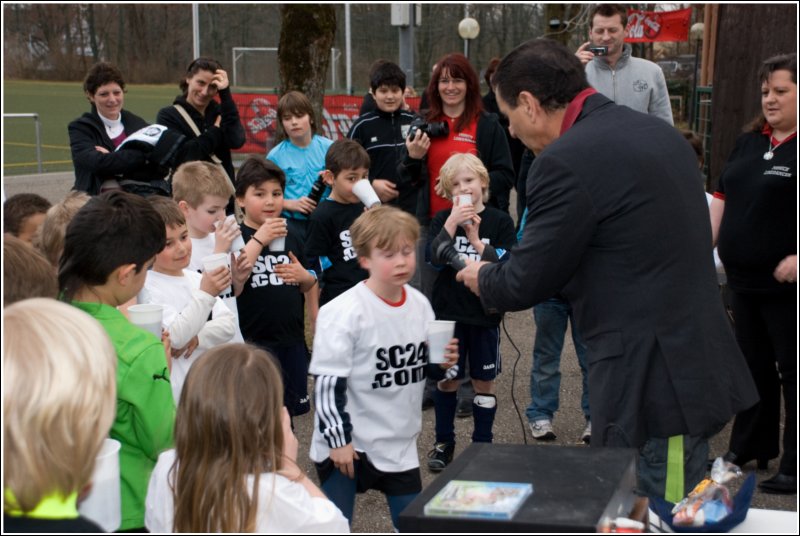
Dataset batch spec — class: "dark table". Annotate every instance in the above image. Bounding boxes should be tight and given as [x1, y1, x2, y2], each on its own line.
[399, 443, 638, 533]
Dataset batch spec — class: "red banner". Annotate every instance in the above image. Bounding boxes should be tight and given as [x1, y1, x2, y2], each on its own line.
[625, 8, 691, 42]
[231, 94, 421, 155]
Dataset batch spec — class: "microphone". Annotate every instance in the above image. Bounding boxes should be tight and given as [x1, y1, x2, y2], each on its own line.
[435, 241, 468, 271]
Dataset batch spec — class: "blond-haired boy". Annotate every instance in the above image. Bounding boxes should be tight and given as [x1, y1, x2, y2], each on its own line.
[426, 152, 516, 472]
[172, 161, 249, 342]
[309, 205, 458, 530]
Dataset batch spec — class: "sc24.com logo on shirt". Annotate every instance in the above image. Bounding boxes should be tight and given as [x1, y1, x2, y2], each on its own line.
[249, 253, 291, 287]
[371, 342, 429, 389]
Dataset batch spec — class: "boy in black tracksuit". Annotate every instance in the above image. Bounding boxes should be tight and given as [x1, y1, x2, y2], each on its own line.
[305, 140, 372, 306]
[347, 61, 425, 218]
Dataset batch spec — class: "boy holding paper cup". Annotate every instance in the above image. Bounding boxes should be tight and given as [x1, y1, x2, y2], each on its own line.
[309, 206, 458, 530]
[235, 156, 318, 418]
[305, 139, 375, 306]
[425, 153, 516, 473]
[137, 197, 237, 404]
[58, 191, 175, 530]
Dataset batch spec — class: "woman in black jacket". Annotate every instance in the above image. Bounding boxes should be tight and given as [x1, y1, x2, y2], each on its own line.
[68, 62, 164, 195]
[156, 57, 245, 186]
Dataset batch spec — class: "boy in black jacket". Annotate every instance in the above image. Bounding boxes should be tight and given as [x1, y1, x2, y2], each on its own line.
[347, 61, 426, 217]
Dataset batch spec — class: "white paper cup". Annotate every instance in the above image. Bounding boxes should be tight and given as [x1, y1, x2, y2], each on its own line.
[202, 252, 232, 296]
[268, 236, 286, 252]
[457, 194, 473, 226]
[428, 320, 456, 364]
[78, 438, 121, 532]
[127, 304, 163, 338]
[352, 179, 382, 208]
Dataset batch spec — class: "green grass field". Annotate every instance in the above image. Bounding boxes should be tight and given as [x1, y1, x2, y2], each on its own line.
[3, 80, 180, 176]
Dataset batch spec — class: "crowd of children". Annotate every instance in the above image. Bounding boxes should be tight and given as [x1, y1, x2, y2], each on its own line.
[4, 49, 740, 532]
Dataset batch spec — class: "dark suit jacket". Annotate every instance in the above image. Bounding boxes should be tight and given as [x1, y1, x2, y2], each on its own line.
[479, 94, 758, 447]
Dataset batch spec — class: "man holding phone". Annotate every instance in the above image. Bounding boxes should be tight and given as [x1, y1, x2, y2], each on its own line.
[575, 4, 673, 124]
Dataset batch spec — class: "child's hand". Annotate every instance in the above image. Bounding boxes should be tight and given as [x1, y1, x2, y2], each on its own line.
[213, 216, 241, 253]
[406, 128, 431, 159]
[442, 337, 459, 369]
[330, 443, 360, 479]
[287, 196, 317, 215]
[281, 407, 299, 463]
[372, 179, 399, 203]
[463, 214, 483, 248]
[273, 251, 313, 287]
[444, 196, 478, 237]
[161, 329, 172, 372]
[231, 251, 253, 291]
[172, 336, 199, 359]
[256, 217, 288, 244]
[199, 265, 231, 297]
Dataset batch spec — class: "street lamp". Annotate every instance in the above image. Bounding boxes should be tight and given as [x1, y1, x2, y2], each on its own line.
[458, 17, 480, 58]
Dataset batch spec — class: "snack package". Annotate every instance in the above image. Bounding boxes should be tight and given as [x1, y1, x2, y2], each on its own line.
[671, 457, 741, 527]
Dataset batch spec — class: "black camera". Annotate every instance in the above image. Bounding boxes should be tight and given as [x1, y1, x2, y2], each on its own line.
[307, 174, 327, 204]
[407, 118, 449, 141]
[589, 46, 608, 56]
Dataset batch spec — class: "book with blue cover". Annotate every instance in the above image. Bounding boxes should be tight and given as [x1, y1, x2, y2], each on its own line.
[423, 480, 533, 520]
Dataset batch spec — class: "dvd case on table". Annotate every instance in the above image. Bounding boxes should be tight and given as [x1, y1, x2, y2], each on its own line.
[424, 480, 533, 520]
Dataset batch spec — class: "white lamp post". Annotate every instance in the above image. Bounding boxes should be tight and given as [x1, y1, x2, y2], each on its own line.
[458, 17, 480, 58]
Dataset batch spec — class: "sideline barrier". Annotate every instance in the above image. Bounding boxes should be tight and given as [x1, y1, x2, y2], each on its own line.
[232, 94, 421, 154]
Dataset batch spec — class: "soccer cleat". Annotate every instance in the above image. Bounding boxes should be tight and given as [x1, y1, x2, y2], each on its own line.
[529, 419, 556, 441]
[580, 420, 591, 445]
[427, 441, 455, 472]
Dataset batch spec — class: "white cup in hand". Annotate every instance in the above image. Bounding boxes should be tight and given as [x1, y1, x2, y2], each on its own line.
[457, 194, 473, 226]
[352, 179, 382, 208]
[268, 219, 288, 251]
[127, 304, 163, 338]
[202, 253, 232, 296]
[428, 320, 456, 364]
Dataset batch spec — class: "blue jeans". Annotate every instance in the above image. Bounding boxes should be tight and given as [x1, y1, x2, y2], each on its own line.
[526, 297, 590, 422]
[320, 468, 418, 530]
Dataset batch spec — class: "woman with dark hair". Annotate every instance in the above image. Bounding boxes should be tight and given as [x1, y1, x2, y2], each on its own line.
[157, 57, 246, 186]
[401, 53, 514, 225]
[710, 53, 797, 495]
[69, 62, 170, 196]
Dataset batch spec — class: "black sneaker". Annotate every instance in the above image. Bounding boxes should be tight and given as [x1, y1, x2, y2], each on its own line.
[427, 442, 455, 472]
[456, 397, 473, 418]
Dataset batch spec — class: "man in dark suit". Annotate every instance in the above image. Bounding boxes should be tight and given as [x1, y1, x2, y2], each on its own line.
[457, 39, 758, 499]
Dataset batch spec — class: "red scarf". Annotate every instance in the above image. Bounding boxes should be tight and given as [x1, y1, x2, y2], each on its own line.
[560, 88, 599, 135]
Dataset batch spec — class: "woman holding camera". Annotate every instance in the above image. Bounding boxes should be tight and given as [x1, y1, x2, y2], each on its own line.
[710, 53, 796, 495]
[156, 57, 245, 187]
[401, 53, 514, 225]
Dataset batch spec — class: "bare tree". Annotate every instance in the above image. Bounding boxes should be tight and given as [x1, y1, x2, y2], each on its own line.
[278, 4, 336, 121]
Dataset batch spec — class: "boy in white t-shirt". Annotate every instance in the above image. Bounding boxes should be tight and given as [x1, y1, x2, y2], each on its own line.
[139, 196, 237, 403]
[309, 206, 458, 530]
[171, 161, 251, 342]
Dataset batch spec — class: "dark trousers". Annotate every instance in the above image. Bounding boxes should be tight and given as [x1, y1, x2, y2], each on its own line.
[728, 291, 796, 474]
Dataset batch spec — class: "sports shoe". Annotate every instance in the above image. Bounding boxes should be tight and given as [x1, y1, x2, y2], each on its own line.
[456, 397, 473, 418]
[427, 441, 455, 472]
[529, 419, 556, 441]
[580, 420, 591, 445]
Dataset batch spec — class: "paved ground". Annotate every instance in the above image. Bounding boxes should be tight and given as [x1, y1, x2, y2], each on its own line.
[7, 173, 795, 532]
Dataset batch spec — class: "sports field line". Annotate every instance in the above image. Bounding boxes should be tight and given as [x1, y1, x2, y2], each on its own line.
[4, 141, 70, 150]
[3, 159, 73, 168]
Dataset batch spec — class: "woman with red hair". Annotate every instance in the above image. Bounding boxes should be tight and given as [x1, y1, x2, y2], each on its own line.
[402, 54, 514, 225]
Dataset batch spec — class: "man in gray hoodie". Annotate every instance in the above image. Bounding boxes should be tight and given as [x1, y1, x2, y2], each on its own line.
[576, 4, 674, 125]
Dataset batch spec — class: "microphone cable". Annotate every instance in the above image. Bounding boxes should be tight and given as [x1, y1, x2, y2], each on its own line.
[502, 313, 529, 445]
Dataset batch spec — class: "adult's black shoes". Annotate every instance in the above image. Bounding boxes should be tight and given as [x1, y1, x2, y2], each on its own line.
[758, 473, 796, 495]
